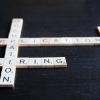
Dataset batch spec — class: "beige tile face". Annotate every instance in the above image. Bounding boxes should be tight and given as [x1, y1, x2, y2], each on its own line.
[28, 58, 42, 68]
[17, 58, 30, 67]
[29, 38, 41, 46]
[40, 38, 50, 46]
[19, 38, 33, 46]
[49, 38, 62, 45]
[41, 57, 54, 67]
[53, 57, 67, 67]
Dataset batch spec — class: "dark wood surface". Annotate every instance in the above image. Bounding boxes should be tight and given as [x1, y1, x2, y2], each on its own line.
[0, 0, 100, 100]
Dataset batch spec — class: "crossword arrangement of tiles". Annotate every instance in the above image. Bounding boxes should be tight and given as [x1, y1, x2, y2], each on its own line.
[0, 18, 100, 87]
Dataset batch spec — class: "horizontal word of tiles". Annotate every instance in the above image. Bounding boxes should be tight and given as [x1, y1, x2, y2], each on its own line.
[0, 57, 67, 68]
[1, 37, 100, 46]
[19, 37, 100, 46]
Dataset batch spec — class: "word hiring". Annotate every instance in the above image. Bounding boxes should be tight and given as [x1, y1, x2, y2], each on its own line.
[3, 57, 66, 84]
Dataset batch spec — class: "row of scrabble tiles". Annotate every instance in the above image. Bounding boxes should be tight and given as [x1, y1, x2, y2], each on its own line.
[18, 37, 100, 46]
[0, 19, 23, 87]
[1, 37, 100, 46]
[0, 57, 67, 68]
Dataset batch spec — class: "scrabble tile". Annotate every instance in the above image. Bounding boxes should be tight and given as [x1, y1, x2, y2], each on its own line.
[41, 57, 54, 67]
[49, 38, 62, 46]
[53, 57, 67, 67]
[0, 72, 15, 87]
[19, 38, 33, 46]
[0, 77, 14, 87]
[3, 58, 17, 66]
[61, 37, 72, 46]
[5, 44, 19, 52]
[5, 51, 18, 58]
[28, 58, 42, 68]
[40, 38, 51, 46]
[27, 38, 41, 46]
[9, 19, 23, 38]
[5, 51, 18, 59]
[17, 58, 30, 68]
